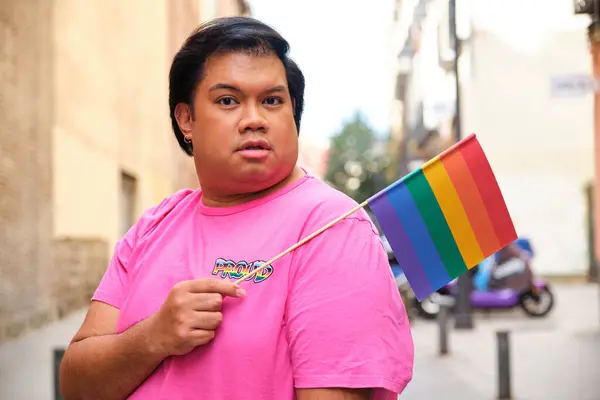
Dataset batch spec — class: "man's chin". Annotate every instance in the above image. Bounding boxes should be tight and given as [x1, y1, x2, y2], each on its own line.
[235, 167, 290, 192]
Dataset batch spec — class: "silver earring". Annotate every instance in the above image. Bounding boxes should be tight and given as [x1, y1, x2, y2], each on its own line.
[184, 136, 191, 144]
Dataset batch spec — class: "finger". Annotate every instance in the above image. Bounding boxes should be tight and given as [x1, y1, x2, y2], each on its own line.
[190, 293, 223, 312]
[190, 311, 223, 330]
[190, 329, 216, 346]
[187, 278, 246, 297]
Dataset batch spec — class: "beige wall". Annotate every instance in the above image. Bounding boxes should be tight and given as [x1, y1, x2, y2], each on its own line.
[589, 33, 600, 266]
[462, 1, 593, 275]
[0, 0, 55, 342]
[218, 0, 251, 17]
[52, 0, 251, 265]
[53, 0, 202, 250]
[168, 0, 205, 191]
[0, 0, 250, 342]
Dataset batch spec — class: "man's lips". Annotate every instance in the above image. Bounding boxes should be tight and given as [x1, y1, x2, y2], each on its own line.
[236, 139, 271, 152]
[236, 139, 271, 160]
[236, 148, 270, 160]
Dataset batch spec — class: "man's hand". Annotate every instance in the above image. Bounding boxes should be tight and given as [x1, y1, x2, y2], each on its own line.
[147, 278, 247, 357]
[59, 279, 247, 400]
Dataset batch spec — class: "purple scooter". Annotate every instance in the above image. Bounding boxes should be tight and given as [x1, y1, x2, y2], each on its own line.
[413, 238, 555, 320]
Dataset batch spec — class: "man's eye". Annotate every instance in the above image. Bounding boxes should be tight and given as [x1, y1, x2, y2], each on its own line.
[264, 97, 283, 106]
[217, 97, 238, 106]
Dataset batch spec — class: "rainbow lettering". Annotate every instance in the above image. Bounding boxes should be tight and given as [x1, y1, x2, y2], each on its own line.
[212, 258, 274, 283]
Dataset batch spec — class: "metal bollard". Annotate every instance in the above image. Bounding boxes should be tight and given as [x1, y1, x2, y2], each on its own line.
[54, 348, 65, 400]
[496, 331, 512, 400]
[438, 304, 449, 356]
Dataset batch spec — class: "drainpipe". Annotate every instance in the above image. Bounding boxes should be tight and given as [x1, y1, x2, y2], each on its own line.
[588, 21, 600, 326]
[590, 23, 600, 275]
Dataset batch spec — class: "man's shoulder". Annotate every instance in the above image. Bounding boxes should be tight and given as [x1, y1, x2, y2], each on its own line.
[135, 188, 198, 240]
[142, 188, 197, 219]
[291, 176, 359, 213]
[291, 177, 378, 234]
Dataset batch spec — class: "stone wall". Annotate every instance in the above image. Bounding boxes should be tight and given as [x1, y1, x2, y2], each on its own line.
[52, 238, 109, 319]
[0, 0, 251, 345]
[0, 1, 55, 343]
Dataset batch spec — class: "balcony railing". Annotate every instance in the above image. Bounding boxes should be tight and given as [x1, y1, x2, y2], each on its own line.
[575, 0, 599, 15]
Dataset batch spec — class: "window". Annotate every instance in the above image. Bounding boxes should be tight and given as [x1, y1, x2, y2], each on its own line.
[120, 172, 137, 236]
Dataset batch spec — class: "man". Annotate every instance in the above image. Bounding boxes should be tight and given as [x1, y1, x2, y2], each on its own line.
[60, 17, 414, 400]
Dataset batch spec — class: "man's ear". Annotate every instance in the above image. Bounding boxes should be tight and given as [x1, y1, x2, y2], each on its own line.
[175, 103, 194, 137]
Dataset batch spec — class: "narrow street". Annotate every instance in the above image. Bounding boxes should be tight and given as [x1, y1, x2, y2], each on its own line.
[402, 282, 600, 399]
[0, 283, 598, 399]
[0, 310, 86, 400]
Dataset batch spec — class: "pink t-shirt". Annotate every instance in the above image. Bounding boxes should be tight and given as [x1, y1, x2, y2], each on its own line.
[93, 172, 414, 399]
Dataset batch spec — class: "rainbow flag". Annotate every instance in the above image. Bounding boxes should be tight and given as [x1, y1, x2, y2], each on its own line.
[368, 133, 517, 301]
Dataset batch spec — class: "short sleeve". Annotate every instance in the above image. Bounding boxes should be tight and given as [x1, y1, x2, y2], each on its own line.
[286, 217, 414, 398]
[91, 189, 194, 309]
[91, 227, 136, 309]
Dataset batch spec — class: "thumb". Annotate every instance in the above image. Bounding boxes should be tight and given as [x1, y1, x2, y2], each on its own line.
[227, 284, 247, 298]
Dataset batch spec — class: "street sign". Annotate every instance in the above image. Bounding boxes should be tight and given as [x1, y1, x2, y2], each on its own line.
[550, 75, 597, 97]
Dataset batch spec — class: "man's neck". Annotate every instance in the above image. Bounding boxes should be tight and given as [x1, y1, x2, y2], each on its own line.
[201, 166, 305, 208]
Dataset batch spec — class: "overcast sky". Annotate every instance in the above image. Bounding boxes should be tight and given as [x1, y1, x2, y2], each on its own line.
[249, 0, 396, 145]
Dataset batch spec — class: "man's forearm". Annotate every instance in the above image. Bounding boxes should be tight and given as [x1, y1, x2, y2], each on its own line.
[60, 318, 167, 400]
[296, 388, 372, 400]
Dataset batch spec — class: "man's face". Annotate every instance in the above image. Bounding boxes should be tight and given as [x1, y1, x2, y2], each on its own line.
[186, 52, 299, 195]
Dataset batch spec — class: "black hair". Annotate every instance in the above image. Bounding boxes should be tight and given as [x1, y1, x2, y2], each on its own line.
[169, 16, 306, 156]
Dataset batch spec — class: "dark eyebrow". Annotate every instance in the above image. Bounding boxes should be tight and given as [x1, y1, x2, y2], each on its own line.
[263, 85, 287, 94]
[209, 83, 241, 93]
[208, 83, 287, 95]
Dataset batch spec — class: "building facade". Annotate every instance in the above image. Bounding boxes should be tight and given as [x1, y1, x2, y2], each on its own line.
[0, 0, 249, 343]
[387, 0, 464, 179]
[461, 0, 593, 277]
[0, 0, 55, 343]
[297, 138, 329, 179]
[390, 0, 594, 277]
[575, 0, 600, 282]
[387, 0, 424, 180]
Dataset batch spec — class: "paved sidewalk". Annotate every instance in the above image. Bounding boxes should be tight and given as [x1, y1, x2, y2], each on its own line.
[0, 283, 598, 399]
[0, 310, 86, 400]
[400, 283, 600, 400]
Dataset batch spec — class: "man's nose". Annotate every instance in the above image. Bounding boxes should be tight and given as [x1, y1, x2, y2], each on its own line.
[239, 103, 268, 133]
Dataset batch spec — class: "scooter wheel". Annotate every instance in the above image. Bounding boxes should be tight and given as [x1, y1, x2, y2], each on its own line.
[519, 287, 554, 318]
[413, 296, 440, 320]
